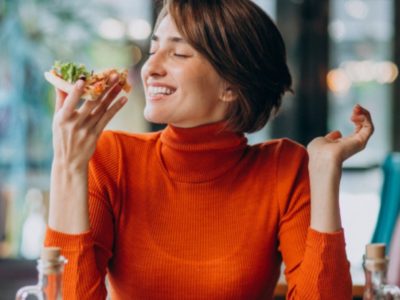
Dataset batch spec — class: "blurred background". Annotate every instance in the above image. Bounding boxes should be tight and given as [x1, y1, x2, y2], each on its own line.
[0, 0, 399, 299]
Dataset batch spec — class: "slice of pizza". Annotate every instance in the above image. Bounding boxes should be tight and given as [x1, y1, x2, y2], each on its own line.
[44, 61, 132, 101]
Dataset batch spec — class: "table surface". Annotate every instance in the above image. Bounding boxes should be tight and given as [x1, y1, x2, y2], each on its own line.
[1, 258, 366, 298]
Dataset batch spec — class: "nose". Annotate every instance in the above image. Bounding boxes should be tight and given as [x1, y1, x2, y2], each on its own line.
[142, 51, 167, 79]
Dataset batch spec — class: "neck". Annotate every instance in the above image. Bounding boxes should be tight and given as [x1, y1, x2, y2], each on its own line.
[159, 122, 248, 183]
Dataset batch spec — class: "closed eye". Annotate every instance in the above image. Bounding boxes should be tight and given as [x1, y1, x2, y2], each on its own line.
[147, 52, 190, 58]
[174, 53, 191, 58]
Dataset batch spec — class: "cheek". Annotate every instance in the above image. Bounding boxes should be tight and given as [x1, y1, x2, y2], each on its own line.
[188, 64, 221, 94]
[169, 66, 189, 86]
[140, 62, 148, 83]
[178, 71, 215, 95]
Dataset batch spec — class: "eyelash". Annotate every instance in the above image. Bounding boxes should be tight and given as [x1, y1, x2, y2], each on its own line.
[173, 54, 189, 58]
[147, 52, 189, 58]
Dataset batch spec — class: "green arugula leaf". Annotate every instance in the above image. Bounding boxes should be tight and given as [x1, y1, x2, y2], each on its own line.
[53, 61, 91, 83]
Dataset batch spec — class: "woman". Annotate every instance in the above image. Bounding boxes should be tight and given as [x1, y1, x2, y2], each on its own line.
[45, 0, 374, 299]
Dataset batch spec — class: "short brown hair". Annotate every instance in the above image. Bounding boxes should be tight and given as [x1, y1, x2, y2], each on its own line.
[155, 0, 292, 133]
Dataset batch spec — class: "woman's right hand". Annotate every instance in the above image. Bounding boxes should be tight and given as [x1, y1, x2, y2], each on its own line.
[52, 75, 127, 172]
[48, 75, 127, 233]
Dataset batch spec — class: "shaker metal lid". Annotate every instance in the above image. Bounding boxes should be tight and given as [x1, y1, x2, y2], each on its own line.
[41, 247, 61, 261]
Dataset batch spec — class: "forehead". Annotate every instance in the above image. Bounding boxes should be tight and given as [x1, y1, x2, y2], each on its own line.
[154, 15, 182, 38]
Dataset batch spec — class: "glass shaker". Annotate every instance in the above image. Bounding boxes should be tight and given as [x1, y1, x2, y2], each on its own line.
[363, 243, 400, 300]
[16, 246, 67, 300]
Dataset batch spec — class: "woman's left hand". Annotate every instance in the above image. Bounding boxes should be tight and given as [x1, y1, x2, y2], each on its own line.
[307, 104, 374, 166]
[308, 104, 374, 232]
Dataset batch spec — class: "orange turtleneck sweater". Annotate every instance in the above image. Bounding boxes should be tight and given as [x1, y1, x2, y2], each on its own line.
[45, 123, 352, 299]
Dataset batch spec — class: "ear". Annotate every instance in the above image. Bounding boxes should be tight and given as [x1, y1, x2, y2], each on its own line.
[219, 82, 238, 103]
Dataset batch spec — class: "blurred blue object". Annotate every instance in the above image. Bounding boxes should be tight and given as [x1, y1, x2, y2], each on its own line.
[371, 153, 400, 249]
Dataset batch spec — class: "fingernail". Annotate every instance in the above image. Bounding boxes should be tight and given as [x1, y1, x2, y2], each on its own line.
[111, 74, 119, 83]
[77, 80, 85, 90]
[121, 97, 128, 105]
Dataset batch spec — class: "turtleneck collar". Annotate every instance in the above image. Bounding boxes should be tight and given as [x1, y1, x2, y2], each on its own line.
[158, 122, 248, 183]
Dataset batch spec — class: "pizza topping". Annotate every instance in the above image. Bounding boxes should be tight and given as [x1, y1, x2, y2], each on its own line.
[50, 61, 132, 101]
[53, 61, 90, 83]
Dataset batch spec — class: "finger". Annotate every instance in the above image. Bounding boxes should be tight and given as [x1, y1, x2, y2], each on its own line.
[325, 130, 342, 141]
[61, 80, 86, 117]
[93, 97, 128, 134]
[88, 82, 123, 120]
[77, 77, 122, 122]
[339, 137, 365, 161]
[74, 74, 119, 120]
[352, 124, 373, 146]
[353, 104, 373, 126]
[353, 104, 363, 115]
[101, 81, 123, 105]
[360, 106, 374, 133]
[351, 114, 365, 122]
[55, 88, 68, 112]
[351, 115, 365, 131]
[353, 104, 371, 116]
[95, 73, 119, 101]
[344, 117, 374, 153]
[351, 105, 374, 137]
[76, 98, 98, 122]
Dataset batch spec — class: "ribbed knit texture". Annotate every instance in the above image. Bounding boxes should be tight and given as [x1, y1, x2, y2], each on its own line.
[45, 122, 352, 299]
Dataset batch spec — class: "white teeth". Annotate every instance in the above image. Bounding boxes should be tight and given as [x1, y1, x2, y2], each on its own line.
[148, 86, 174, 96]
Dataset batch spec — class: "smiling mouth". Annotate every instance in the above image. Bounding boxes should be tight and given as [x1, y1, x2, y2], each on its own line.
[148, 86, 176, 97]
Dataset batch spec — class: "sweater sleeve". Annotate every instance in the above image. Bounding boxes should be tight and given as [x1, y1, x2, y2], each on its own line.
[276, 139, 352, 300]
[44, 131, 120, 300]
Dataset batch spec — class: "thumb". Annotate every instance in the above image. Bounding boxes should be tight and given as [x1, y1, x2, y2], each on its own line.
[325, 130, 342, 141]
[55, 88, 68, 112]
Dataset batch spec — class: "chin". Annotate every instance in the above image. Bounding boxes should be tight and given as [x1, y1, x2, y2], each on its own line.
[143, 108, 167, 124]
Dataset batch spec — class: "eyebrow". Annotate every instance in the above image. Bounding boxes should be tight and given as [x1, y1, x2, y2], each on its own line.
[151, 34, 188, 44]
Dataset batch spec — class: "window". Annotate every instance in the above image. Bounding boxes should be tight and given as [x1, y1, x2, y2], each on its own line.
[328, 0, 395, 167]
[328, 0, 395, 271]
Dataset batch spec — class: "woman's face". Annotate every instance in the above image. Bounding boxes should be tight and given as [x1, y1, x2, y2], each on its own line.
[141, 15, 230, 128]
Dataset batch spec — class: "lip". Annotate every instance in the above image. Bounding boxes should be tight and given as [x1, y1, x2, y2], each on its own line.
[147, 93, 172, 101]
[146, 81, 177, 89]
